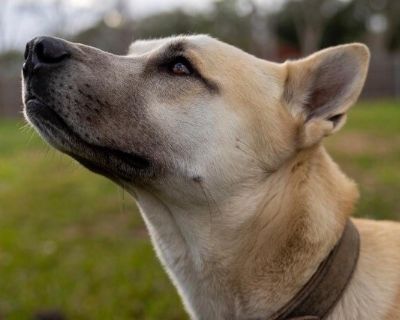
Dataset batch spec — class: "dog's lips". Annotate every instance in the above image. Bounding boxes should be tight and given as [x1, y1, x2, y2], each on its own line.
[24, 98, 151, 182]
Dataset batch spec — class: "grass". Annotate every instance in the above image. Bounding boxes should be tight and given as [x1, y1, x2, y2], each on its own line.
[0, 125, 183, 318]
[325, 100, 400, 220]
[0, 100, 399, 319]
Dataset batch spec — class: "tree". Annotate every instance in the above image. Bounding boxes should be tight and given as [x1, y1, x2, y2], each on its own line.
[284, 0, 349, 55]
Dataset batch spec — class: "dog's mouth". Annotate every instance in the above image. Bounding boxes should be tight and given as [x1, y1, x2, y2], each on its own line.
[24, 95, 152, 182]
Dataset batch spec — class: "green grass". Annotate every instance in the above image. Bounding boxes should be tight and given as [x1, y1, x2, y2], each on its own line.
[0, 123, 184, 319]
[0, 100, 400, 319]
[325, 100, 400, 220]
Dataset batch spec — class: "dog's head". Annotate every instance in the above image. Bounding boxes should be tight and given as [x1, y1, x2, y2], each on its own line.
[23, 35, 369, 200]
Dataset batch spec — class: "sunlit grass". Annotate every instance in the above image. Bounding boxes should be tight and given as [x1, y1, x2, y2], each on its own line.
[0, 100, 399, 319]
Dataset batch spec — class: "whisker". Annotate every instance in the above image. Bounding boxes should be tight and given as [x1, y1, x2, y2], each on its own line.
[25, 130, 36, 146]
[19, 122, 32, 132]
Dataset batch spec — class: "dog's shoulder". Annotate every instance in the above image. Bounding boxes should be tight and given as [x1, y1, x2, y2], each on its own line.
[351, 218, 400, 319]
[354, 218, 400, 243]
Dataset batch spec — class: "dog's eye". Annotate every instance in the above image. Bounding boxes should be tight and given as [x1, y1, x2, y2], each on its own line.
[171, 62, 191, 76]
[161, 56, 194, 76]
[165, 57, 193, 76]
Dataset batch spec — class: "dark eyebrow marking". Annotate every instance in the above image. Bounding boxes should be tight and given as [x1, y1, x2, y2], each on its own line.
[154, 40, 219, 94]
[166, 41, 186, 55]
[155, 41, 189, 67]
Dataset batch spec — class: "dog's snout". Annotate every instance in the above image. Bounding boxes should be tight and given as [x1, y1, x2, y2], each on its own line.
[35, 37, 70, 64]
[23, 37, 70, 76]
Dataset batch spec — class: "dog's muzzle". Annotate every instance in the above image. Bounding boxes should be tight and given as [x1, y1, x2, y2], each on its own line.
[23, 36, 70, 79]
[22, 36, 154, 183]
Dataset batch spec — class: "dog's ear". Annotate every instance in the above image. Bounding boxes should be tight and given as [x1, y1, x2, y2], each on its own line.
[283, 43, 370, 148]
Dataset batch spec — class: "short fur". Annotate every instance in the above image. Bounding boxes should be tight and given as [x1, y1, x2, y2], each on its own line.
[23, 35, 400, 320]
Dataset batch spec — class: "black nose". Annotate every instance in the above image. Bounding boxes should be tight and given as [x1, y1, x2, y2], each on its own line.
[23, 37, 70, 76]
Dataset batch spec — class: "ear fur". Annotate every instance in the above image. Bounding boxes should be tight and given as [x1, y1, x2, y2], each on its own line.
[283, 43, 370, 148]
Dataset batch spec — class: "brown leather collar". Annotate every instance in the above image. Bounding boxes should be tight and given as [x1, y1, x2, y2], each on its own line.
[270, 219, 360, 320]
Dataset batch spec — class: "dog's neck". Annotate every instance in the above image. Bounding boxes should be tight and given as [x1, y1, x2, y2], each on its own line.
[130, 145, 358, 320]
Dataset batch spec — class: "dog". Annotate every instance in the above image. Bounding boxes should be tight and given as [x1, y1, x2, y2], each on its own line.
[22, 35, 400, 320]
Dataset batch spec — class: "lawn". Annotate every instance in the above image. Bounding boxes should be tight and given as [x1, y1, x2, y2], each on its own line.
[0, 100, 399, 319]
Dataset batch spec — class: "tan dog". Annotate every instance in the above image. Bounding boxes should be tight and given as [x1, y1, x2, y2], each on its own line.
[22, 35, 400, 319]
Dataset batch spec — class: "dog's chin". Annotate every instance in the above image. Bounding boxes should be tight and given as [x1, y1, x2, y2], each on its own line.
[24, 98, 152, 183]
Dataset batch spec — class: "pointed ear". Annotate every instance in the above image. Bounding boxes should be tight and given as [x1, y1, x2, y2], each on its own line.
[283, 43, 370, 148]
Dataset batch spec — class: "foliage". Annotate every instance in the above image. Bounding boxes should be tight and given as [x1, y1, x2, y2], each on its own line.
[274, 0, 400, 53]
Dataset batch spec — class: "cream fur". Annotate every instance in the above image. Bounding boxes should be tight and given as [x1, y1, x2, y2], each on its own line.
[127, 37, 400, 320]
[24, 35, 400, 320]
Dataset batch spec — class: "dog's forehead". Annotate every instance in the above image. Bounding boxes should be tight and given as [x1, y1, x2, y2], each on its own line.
[128, 35, 226, 56]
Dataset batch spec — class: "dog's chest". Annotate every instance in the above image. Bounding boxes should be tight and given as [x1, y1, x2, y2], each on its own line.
[134, 189, 236, 319]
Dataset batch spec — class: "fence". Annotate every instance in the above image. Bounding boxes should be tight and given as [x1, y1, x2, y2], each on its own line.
[363, 54, 400, 99]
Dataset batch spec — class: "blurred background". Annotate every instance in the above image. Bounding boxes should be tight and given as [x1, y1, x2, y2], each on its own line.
[0, 0, 399, 319]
